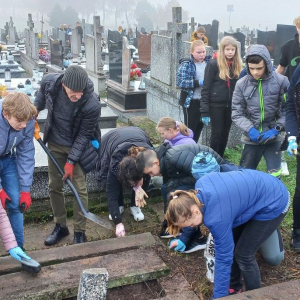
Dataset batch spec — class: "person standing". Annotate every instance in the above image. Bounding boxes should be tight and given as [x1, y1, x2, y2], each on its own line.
[190, 26, 208, 45]
[34, 65, 101, 245]
[76, 22, 83, 44]
[201, 36, 243, 157]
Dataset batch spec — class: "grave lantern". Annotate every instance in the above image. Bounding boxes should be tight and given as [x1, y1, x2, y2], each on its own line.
[7, 51, 14, 63]
[5, 68, 11, 82]
[38, 69, 44, 83]
[138, 76, 146, 90]
[14, 41, 19, 51]
[32, 67, 38, 81]
[25, 79, 33, 95]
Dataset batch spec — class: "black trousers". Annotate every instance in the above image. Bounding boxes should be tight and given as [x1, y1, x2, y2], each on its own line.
[209, 106, 232, 157]
[183, 100, 204, 143]
[293, 155, 300, 229]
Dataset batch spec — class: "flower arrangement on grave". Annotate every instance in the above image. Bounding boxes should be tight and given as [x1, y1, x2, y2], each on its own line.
[39, 48, 51, 63]
[0, 43, 7, 52]
[130, 63, 142, 81]
[0, 84, 8, 99]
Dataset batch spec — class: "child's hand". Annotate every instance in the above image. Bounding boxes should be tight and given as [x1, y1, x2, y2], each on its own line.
[169, 238, 186, 252]
[135, 187, 148, 208]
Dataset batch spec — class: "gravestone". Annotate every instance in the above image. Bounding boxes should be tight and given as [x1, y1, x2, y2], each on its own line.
[52, 27, 59, 40]
[224, 30, 246, 57]
[71, 28, 82, 56]
[108, 30, 123, 84]
[1, 29, 6, 43]
[24, 14, 39, 61]
[158, 29, 172, 37]
[134, 32, 152, 68]
[8, 17, 16, 44]
[198, 20, 219, 50]
[49, 38, 64, 69]
[274, 24, 297, 65]
[257, 30, 277, 58]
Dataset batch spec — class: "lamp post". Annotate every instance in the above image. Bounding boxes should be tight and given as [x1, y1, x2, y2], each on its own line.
[227, 5, 235, 32]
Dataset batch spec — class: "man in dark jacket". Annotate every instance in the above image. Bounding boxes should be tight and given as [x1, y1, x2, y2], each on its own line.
[276, 16, 300, 80]
[34, 65, 101, 245]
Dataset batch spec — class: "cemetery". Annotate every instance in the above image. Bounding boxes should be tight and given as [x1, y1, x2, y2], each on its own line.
[0, 3, 300, 300]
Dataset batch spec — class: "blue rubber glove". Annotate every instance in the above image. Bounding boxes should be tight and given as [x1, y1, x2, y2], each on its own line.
[169, 238, 186, 252]
[91, 138, 100, 149]
[199, 79, 204, 86]
[248, 127, 260, 143]
[9, 247, 31, 262]
[258, 128, 279, 144]
[201, 117, 211, 126]
[287, 137, 298, 156]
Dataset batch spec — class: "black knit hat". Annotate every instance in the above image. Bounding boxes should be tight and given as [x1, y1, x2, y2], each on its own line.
[62, 65, 88, 91]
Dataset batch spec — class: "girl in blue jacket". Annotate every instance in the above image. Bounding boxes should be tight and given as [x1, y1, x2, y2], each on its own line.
[166, 169, 289, 299]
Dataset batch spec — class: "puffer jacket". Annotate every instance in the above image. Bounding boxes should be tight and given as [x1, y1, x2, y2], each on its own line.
[195, 169, 289, 299]
[34, 73, 101, 173]
[0, 201, 17, 252]
[0, 101, 35, 191]
[98, 127, 153, 225]
[232, 44, 289, 145]
[156, 143, 226, 193]
[200, 59, 239, 117]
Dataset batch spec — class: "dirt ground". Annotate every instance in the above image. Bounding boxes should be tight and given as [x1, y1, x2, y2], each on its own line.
[1, 195, 300, 300]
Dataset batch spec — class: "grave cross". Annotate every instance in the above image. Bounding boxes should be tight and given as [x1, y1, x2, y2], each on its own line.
[9, 17, 14, 27]
[27, 14, 34, 31]
[93, 16, 104, 71]
[4, 22, 9, 35]
[189, 17, 196, 33]
[167, 7, 187, 88]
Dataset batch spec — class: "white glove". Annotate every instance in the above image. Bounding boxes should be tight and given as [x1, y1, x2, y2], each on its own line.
[115, 223, 126, 237]
[135, 187, 148, 208]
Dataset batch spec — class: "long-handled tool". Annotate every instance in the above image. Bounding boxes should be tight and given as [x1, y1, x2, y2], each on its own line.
[34, 122, 113, 230]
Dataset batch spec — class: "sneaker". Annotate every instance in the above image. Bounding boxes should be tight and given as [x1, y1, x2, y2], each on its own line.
[229, 288, 242, 295]
[130, 206, 144, 221]
[292, 229, 300, 252]
[44, 223, 69, 246]
[109, 206, 125, 221]
[281, 161, 289, 176]
[73, 231, 87, 244]
[159, 219, 174, 238]
[183, 235, 207, 253]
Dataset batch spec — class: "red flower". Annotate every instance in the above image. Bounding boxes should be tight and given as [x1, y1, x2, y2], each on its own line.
[131, 63, 138, 69]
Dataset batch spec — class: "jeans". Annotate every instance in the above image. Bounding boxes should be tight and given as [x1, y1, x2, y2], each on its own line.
[183, 100, 204, 143]
[240, 141, 282, 176]
[230, 213, 286, 291]
[209, 106, 232, 157]
[0, 154, 24, 247]
[293, 154, 300, 229]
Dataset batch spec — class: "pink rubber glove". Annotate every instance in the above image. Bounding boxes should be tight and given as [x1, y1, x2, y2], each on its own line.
[115, 223, 125, 237]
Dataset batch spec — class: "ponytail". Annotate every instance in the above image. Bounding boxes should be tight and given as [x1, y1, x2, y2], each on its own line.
[156, 117, 190, 137]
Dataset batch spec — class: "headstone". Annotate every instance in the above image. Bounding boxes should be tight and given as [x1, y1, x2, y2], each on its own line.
[24, 14, 39, 61]
[49, 38, 64, 69]
[71, 28, 81, 56]
[189, 17, 196, 33]
[8, 17, 16, 44]
[274, 24, 297, 65]
[77, 268, 108, 300]
[167, 7, 188, 88]
[210, 20, 219, 50]
[257, 30, 277, 58]
[85, 23, 93, 36]
[1, 29, 6, 42]
[121, 36, 131, 89]
[158, 30, 172, 37]
[135, 32, 152, 68]
[58, 30, 66, 46]
[52, 28, 59, 40]
[108, 30, 123, 84]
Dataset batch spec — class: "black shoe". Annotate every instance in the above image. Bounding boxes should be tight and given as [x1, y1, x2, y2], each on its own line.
[183, 235, 207, 253]
[44, 223, 69, 246]
[292, 229, 300, 252]
[159, 219, 174, 238]
[73, 231, 87, 244]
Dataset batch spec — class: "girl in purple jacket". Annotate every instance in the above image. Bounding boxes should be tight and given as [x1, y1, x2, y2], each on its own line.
[156, 117, 196, 147]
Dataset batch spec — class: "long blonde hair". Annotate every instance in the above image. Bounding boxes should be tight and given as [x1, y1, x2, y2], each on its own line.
[217, 36, 243, 80]
[156, 117, 190, 137]
[166, 190, 203, 237]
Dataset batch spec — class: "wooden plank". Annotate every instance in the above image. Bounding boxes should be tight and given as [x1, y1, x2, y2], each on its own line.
[0, 249, 169, 300]
[0, 232, 156, 275]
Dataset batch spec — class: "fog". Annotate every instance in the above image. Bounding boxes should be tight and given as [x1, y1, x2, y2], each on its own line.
[0, 0, 299, 32]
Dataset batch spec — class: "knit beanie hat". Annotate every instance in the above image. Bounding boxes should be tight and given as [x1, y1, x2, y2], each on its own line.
[191, 151, 220, 180]
[62, 65, 88, 91]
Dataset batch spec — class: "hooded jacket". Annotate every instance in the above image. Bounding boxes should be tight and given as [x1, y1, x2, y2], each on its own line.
[196, 169, 289, 299]
[286, 63, 300, 138]
[156, 143, 226, 193]
[166, 129, 196, 147]
[232, 44, 289, 145]
[34, 73, 101, 173]
[0, 101, 35, 192]
[98, 127, 152, 225]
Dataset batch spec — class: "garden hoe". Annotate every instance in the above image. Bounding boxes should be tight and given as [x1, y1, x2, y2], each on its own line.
[34, 122, 113, 231]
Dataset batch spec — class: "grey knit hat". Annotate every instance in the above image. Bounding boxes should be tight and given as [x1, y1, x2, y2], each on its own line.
[62, 65, 88, 91]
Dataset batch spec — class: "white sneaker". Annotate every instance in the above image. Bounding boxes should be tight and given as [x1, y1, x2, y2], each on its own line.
[109, 206, 124, 221]
[281, 161, 289, 176]
[130, 206, 144, 222]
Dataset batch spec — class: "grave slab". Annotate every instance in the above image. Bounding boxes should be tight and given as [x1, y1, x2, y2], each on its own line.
[0, 248, 169, 300]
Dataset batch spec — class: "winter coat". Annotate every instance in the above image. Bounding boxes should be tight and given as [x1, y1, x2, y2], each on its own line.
[200, 59, 239, 117]
[177, 55, 210, 108]
[0, 201, 17, 252]
[0, 101, 35, 191]
[190, 31, 208, 45]
[286, 63, 300, 138]
[195, 169, 289, 299]
[34, 73, 101, 174]
[97, 127, 153, 225]
[166, 129, 196, 146]
[232, 45, 289, 145]
[156, 143, 226, 193]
